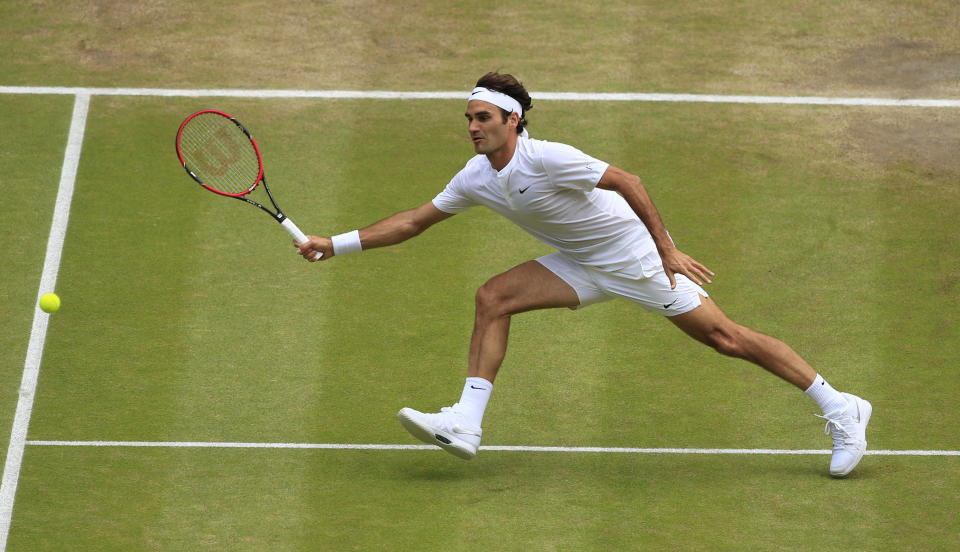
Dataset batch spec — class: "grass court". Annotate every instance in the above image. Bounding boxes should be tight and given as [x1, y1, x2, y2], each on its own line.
[1, 1, 959, 550]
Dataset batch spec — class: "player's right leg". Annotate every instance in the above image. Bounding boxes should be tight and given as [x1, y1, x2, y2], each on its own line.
[399, 258, 582, 459]
[467, 259, 582, 383]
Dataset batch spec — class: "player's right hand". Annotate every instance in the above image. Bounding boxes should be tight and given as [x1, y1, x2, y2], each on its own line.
[294, 236, 333, 262]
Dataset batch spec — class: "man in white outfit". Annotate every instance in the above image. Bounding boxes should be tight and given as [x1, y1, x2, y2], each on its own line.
[296, 72, 872, 477]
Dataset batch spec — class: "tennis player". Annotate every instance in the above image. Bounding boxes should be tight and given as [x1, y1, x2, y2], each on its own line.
[296, 72, 872, 477]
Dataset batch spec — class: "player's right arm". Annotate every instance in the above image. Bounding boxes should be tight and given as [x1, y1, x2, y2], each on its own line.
[296, 201, 453, 261]
[356, 201, 453, 250]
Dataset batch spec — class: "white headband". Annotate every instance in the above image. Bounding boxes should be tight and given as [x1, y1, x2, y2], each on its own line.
[469, 87, 523, 118]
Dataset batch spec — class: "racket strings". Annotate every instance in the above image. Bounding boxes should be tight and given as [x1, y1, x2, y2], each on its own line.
[179, 113, 261, 196]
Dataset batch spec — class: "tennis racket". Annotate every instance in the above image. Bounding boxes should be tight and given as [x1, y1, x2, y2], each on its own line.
[175, 109, 321, 260]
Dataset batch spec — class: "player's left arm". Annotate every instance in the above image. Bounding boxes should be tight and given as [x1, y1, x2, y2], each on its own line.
[597, 165, 714, 289]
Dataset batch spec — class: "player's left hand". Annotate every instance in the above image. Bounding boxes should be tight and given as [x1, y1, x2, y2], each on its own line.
[660, 248, 714, 289]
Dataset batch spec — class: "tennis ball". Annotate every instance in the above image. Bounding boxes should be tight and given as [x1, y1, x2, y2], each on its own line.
[39, 293, 60, 314]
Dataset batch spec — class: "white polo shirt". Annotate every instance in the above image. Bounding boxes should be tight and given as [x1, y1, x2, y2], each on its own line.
[433, 137, 662, 278]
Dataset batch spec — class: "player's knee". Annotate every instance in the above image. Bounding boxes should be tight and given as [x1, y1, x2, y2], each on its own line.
[475, 282, 507, 318]
[705, 326, 749, 359]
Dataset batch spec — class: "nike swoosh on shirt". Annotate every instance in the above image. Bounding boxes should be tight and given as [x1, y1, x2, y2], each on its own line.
[518, 185, 532, 194]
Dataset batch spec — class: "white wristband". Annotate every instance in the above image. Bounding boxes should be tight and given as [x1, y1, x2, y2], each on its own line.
[331, 230, 362, 256]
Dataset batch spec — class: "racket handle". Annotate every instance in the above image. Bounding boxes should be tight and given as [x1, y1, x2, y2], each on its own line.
[281, 217, 323, 260]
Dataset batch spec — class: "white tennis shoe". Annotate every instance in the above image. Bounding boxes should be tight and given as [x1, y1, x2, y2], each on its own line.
[398, 404, 482, 460]
[818, 392, 872, 477]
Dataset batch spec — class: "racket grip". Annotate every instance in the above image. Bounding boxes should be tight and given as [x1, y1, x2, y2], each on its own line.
[281, 218, 323, 260]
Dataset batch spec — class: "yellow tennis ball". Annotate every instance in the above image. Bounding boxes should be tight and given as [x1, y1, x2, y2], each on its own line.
[39, 293, 60, 314]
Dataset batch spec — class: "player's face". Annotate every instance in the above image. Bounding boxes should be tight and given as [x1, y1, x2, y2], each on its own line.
[465, 100, 517, 156]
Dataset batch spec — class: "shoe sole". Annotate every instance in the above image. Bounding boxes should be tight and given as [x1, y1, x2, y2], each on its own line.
[831, 395, 872, 478]
[397, 408, 477, 460]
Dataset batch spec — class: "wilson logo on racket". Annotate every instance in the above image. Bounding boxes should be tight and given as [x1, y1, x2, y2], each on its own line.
[191, 126, 247, 177]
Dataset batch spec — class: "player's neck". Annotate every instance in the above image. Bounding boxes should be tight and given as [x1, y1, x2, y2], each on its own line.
[486, 134, 519, 172]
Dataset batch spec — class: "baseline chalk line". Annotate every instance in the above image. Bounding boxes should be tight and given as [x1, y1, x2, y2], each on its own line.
[1, 85, 958, 107]
[23, 441, 960, 456]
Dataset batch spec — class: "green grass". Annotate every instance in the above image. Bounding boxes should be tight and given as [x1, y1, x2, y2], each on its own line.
[3, 1, 960, 551]
[2, 1, 959, 97]
[9, 448, 960, 551]
[7, 96, 958, 550]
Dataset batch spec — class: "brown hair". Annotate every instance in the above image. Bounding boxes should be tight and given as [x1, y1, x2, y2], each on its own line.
[475, 72, 532, 135]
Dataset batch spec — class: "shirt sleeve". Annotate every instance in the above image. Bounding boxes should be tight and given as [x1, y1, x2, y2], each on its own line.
[431, 165, 477, 214]
[540, 142, 609, 192]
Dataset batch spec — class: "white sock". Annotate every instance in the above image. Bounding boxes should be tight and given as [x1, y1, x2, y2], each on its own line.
[804, 374, 848, 415]
[457, 377, 493, 428]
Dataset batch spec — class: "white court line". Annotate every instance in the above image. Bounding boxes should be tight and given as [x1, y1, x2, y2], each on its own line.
[0, 93, 90, 551]
[0, 85, 959, 107]
[22, 441, 960, 456]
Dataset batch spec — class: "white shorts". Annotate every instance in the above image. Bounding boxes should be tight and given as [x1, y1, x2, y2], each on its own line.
[535, 252, 708, 316]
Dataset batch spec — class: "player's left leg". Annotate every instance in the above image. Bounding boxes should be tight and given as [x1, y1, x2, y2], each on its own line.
[668, 296, 872, 477]
[667, 295, 816, 389]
